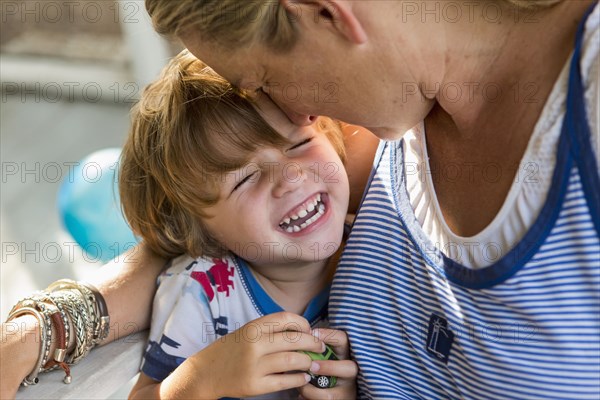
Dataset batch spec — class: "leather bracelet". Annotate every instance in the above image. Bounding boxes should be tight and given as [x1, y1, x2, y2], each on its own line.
[43, 312, 72, 383]
[80, 282, 110, 342]
[24, 292, 71, 365]
[30, 302, 57, 380]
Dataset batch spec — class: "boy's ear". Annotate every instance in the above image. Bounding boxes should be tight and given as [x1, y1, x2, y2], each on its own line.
[281, 0, 367, 44]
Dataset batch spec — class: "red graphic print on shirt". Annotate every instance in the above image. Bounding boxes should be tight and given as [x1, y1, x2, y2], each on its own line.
[191, 258, 235, 301]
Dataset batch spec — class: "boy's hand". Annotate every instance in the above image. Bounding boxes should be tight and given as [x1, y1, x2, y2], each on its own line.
[184, 311, 325, 399]
[298, 328, 358, 400]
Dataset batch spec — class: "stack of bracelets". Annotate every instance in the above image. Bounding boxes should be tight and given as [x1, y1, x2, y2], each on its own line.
[5, 279, 110, 386]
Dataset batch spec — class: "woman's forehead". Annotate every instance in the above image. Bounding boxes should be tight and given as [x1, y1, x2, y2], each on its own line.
[253, 93, 300, 138]
[182, 33, 266, 86]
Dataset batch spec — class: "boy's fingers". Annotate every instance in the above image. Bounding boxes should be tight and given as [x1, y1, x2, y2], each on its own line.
[267, 331, 324, 354]
[261, 351, 313, 374]
[311, 359, 358, 379]
[298, 381, 356, 400]
[263, 372, 311, 393]
[254, 311, 312, 334]
[312, 328, 350, 358]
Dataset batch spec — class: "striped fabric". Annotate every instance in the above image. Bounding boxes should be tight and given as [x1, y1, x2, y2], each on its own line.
[329, 6, 600, 400]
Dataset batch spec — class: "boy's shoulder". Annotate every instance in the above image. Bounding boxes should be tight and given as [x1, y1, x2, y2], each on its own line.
[160, 253, 236, 278]
[157, 254, 239, 301]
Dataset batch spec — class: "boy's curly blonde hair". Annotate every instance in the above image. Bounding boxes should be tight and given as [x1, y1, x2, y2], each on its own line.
[119, 50, 344, 259]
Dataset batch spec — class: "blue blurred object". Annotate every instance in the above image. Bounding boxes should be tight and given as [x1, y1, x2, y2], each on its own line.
[58, 148, 138, 262]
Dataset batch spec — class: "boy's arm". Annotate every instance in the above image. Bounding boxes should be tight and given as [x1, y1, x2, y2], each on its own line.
[129, 374, 162, 399]
[130, 312, 324, 400]
[129, 364, 215, 399]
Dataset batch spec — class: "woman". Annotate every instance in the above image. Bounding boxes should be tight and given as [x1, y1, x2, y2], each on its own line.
[3, 0, 598, 398]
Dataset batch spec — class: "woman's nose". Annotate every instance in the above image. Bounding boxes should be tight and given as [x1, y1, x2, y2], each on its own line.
[277, 102, 317, 126]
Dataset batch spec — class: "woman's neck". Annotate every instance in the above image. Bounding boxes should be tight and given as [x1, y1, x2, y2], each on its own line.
[246, 248, 341, 316]
[430, 1, 593, 138]
[415, 1, 595, 236]
[369, 0, 594, 139]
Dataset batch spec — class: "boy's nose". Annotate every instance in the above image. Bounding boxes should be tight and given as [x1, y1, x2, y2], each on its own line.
[272, 163, 307, 198]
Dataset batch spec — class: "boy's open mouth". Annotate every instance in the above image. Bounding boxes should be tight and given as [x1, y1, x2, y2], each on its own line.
[279, 193, 326, 233]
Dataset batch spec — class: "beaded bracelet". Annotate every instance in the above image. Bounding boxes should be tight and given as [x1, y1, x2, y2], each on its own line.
[42, 311, 72, 383]
[6, 305, 52, 386]
[47, 280, 110, 344]
[22, 292, 71, 367]
[56, 290, 91, 364]
[25, 293, 73, 383]
[6, 280, 111, 387]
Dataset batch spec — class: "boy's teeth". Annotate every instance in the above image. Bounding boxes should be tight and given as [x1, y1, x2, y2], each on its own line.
[279, 194, 327, 233]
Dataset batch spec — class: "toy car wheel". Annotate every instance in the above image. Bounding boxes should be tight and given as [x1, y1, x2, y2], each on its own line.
[317, 376, 330, 388]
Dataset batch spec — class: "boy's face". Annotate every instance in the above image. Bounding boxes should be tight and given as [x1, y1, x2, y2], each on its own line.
[203, 96, 350, 268]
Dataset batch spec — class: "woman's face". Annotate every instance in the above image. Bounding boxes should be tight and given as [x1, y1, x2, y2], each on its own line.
[202, 96, 350, 269]
[181, 27, 432, 141]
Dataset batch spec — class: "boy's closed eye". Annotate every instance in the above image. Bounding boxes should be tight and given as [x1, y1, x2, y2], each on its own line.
[230, 137, 315, 194]
[286, 137, 313, 151]
[232, 171, 258, 193]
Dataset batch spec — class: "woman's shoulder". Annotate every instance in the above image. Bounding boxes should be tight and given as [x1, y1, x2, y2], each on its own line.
[582, 3, 599, 165]
[581, 3, 599, 72]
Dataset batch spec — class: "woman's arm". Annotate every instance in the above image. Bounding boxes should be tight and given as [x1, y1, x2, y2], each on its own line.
[90, 244, 167, 345]
[1, 315, 43, 399]
[0, 243, 166, 399]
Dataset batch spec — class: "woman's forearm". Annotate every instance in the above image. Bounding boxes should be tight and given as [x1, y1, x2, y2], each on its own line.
[0, 243, 166, 399]
[1, 315, 42, 399]
[88, 243, 167, 345]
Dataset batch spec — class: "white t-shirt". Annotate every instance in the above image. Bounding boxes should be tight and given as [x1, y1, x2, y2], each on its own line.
[140, 254, 329, 400]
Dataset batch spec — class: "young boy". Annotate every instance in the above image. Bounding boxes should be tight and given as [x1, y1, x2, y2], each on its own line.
[120, 50, 357, 399]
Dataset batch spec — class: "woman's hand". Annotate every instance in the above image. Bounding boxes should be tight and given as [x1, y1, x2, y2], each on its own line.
[298, 328, 358, 400]
[131, 312, 326, 399]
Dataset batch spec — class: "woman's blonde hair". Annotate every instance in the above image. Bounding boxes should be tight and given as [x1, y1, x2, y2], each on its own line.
[145, 0, 297, 52]
[119, 50, 345, 259]
[145, 0, 563, 51]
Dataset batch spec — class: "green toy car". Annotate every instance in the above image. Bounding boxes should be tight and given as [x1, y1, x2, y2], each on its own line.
[299, 344, 339, 388]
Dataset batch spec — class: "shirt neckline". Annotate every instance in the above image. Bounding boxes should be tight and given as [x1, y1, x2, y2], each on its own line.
[233, 256, 330, 324]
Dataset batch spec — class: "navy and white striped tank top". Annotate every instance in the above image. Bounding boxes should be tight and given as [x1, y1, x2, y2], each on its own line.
[330, 5, 600, 399]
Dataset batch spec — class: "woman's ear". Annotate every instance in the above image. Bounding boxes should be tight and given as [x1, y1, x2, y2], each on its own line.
[281, 0, 367, 44]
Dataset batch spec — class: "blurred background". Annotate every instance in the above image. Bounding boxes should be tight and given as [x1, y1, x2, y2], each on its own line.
[1, 0, 179, 397]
